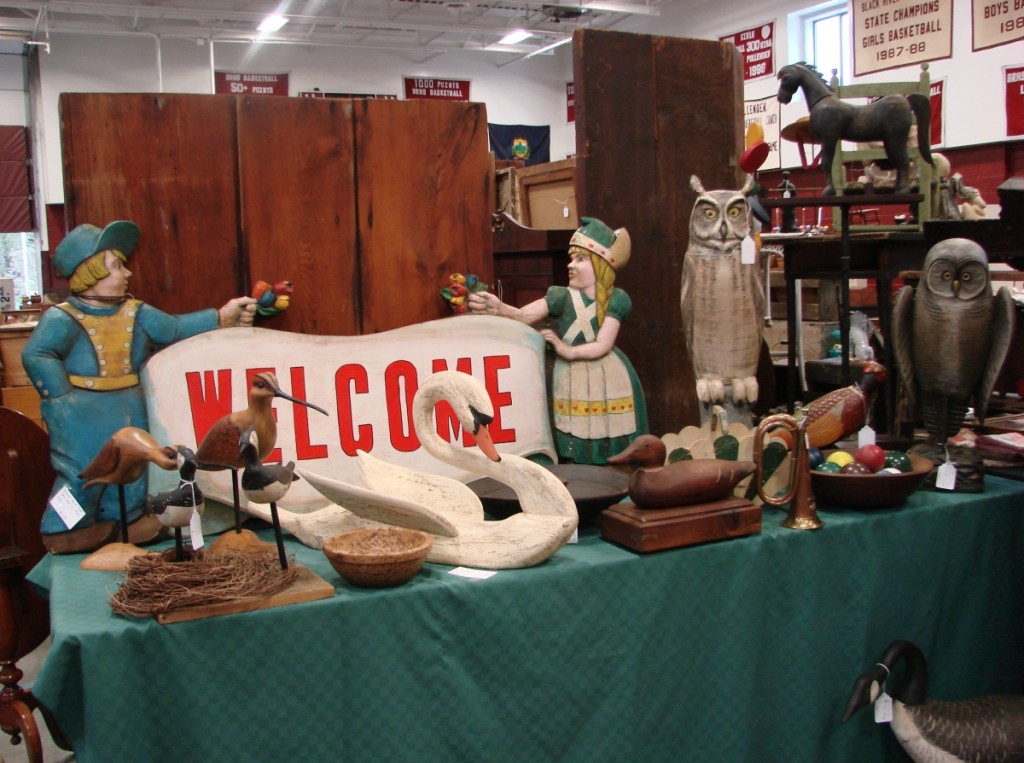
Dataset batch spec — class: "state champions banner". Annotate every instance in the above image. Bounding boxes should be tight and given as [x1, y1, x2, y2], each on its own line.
[853, 0, 952, 76]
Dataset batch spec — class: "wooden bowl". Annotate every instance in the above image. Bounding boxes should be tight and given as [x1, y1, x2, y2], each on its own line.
[322, 527, 432, 588]
[810, 453, 932, 509]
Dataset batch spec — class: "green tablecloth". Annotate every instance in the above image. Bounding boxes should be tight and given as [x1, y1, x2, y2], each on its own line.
[28, 479, 1024, 763]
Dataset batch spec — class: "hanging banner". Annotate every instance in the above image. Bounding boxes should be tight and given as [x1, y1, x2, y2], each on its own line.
[214, 71, 289, 96]
[719, 21, 775, 81]
[1006, 64, 1024, 137]
[743, 96, 781, 171]
[972, 0, 1024, 51]
[299, 90, 397, 100]
[488, 124, 551, 167]
[930, 78, 945, 146]
[567, 82, 575, 123]
[852, 0, 953, 76]
[403, 77, 471, 101]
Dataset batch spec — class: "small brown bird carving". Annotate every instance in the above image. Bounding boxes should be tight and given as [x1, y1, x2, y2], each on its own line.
[803, 361, 886, 449]
[79, 426, 179, 488]
[196, 372, 328, 470]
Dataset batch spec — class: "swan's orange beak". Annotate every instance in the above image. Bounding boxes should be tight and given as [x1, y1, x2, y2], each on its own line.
[473, 422, 500, 462]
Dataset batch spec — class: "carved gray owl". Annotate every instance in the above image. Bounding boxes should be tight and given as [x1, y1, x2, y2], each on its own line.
[892, 238, 1014, 442]
[680, 174, 765, 407]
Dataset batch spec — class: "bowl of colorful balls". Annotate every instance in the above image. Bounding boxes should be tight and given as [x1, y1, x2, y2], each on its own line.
[809, 444, 933, 509]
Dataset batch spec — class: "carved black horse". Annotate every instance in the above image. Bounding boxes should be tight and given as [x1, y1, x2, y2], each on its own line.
[777, 62, 932, 195]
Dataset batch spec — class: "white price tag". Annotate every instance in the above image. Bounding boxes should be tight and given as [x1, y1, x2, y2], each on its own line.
[49, 485, 86, 529]
[935, 462, 957, 490]
[568, 528, 578, 544]
[857, 425, 876, 448]
[449, 567, 498, 580]
[563, 204, 570, 218]
[874, 691, 893, 723]
[741, 235, 756, 265]
[189, 508, 205, 550]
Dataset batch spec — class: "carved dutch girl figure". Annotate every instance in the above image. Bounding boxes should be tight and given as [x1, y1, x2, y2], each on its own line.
[468, 217, 648, 464]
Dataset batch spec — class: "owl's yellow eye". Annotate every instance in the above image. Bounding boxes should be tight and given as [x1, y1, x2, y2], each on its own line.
[703, 208, 717, 220]
[942, 272, 952, 280]
[962, 272, 972, 281]
[728, 207, 742, 219]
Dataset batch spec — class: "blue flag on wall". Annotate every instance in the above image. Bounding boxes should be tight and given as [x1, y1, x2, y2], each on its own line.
[488, 123, 551, 166]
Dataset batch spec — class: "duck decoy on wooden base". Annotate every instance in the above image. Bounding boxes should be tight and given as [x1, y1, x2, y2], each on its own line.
[239, 427, 299, 569]
[146, 446, 203, 562]
[76, 427, 183, 569]
[843, 640, 1024, 762]
[195, 372, 328, 535]
[600, 434, 761, 553]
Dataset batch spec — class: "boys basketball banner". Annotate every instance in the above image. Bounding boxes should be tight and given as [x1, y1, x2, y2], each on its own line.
[403, 77, 470, 101]
[972, 0, 1024, 50]
[214, 72, 289, 96]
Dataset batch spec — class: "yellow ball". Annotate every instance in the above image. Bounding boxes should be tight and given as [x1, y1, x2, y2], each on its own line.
[826, 451, 855, 468]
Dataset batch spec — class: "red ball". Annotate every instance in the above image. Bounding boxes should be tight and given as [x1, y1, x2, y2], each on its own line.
[853, 444, 886, 473]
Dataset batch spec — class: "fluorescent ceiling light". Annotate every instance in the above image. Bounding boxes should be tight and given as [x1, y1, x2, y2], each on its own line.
[498, 29, 532, 45]
[525, 36, 572, 58]
[583, 2, 661, 15]
[258, 15, 289, 33]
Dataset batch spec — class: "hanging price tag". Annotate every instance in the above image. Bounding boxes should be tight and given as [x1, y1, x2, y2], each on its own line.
[49, 485, 86, 529]
[874, 691, 893, 723]
[936, 462, 957, 490]
[741, 235, 756, 265]
[189, 509, 205, 550]
[857, 425, 876, 448]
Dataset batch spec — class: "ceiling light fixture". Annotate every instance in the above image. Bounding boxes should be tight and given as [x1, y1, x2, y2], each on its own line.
[257, 14, 289, 33]
[498, 29, 533, 45]
[524, 35, 572, 58]
[582, 2, 661, 15]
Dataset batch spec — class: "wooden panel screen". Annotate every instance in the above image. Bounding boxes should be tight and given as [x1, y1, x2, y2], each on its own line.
[237, 96, 359, 336]
[60, 93, 243, 314]
[0, 126, 32, 233]
[573, 30, 745, 434]
[355, 98, 493, 334]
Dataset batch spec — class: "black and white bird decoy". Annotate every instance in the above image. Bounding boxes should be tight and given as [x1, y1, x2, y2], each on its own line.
[843, 640, 1024, 762]
[145, 446, 204, 561]
[239, 427, 299, 570]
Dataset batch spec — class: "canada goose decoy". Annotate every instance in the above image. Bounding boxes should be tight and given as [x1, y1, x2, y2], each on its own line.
[195, 372, 327, 533]
[146, 446, 204, 561]
[606, 434, 756, 508]
[79, 426, 180, 543]
[289, 370, 578, 570]
[843, 640, 1024, 762]
[239, 427, 299, 569]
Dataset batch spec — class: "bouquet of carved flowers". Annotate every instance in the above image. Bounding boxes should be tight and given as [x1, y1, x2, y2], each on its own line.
[440, 273, 489, 315]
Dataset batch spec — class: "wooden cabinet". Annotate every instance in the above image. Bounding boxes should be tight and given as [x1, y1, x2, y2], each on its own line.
[60, 94, 493, 337]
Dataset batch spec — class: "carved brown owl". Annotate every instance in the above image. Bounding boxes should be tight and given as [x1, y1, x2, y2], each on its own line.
[892, 238, 1014, 442]
[680, 174, 764, 408]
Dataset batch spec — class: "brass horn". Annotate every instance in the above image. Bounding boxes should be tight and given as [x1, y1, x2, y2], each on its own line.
[754, 413, 823, 531]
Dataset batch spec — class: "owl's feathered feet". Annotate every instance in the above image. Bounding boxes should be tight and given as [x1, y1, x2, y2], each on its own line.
[731, 376, 759, 405]
[695, 376, 726, 404]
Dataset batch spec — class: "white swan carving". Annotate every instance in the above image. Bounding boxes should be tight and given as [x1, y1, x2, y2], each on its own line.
[247, 370, 578, 569]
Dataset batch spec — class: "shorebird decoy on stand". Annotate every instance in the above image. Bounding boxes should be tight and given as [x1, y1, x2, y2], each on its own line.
[239, 427, 300, 569]
[195, 372, 328, 535]
[79, 426, 179, 544]
[146, 446, 204, 562]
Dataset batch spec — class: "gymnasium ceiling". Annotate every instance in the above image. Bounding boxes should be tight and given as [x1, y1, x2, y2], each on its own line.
[0, 0, 674, 60]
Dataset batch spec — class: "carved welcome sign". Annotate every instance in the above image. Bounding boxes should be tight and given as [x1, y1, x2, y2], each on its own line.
[143, 316, 554, 512]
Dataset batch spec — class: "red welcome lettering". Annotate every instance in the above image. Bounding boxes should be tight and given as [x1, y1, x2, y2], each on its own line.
[431, 357, 474, 444]
[186, 369, 233, 446]
[335, 364, 372, 456]
[385, 360, 419, 452]
[484, 355, 515, 444]
[289, 366, 328, 460]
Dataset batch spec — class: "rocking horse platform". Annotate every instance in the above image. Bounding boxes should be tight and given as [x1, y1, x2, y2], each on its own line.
[600, 496, 761, 553]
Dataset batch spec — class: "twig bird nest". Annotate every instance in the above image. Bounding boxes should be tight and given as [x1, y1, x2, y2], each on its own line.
[109, 548, 298, 619]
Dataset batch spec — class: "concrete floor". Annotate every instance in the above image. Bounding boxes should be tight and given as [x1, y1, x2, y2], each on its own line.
[0, 638, 75, 763]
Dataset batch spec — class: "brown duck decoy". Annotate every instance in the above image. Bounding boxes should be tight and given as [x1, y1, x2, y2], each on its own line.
[195, 372, 328, 470]
[607, 435, 755, 509]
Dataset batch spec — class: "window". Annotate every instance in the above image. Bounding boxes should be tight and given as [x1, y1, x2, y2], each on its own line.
[0, 232, 42, 309]
[793, 2, 851, 86]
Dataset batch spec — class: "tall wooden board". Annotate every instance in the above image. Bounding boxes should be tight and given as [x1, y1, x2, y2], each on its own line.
[60, 93, 244, 313]
[237, 96, 359, 335]
[573, 30, 744, 434]
[355, 99, 493, 333]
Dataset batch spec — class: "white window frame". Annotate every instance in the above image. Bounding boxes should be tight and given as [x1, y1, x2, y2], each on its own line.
[792, 1, 852, 86]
